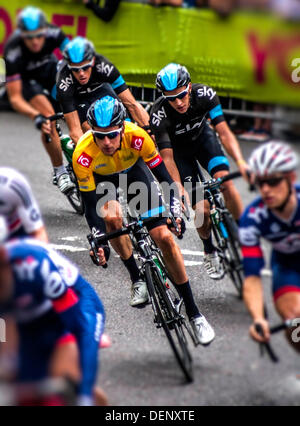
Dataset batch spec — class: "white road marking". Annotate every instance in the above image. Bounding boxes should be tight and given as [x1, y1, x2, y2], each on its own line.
[50, 244, 86, 252]
[181, 249, 204, 256]
[60, 236, 82, 242]
[184, 260, 203, 266]
[261, 268, 272, 277]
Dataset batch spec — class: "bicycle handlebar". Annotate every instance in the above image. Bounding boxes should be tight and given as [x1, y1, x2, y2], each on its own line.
[45, 113, 65, 143]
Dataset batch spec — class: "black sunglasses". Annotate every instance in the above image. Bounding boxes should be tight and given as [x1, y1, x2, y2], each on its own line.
[255, 176, 285, 188]
[22, 30, 46, 40]
[93, 128, 122, 140]
[163, 87, 189, 102]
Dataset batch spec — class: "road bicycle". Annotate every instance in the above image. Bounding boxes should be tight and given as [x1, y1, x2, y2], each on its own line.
[46, 112, 84, 215]
[87, 214, 197, 383]
[190, 162, 244, 297]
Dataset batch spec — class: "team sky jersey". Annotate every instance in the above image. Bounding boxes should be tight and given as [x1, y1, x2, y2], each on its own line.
[56, 53, 128, 114]
[239, 184, 300, 278]
[3, 238, 105, 397]
[73, 121, 160, 192]
[4, 25, 69, 83]
[150, 84, 225, 151]
[0, 167, 44, 238]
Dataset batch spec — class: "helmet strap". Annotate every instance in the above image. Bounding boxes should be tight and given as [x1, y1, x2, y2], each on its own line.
[273, 179, 292, 213]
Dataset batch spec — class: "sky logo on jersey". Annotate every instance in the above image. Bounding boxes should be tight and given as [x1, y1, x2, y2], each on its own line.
[197, 86, 216, 100]
[96, 62, 114, 77]
[131, 136, 144, 151]
[59, 75, 73, 92]
[151, 107, 167, 127]
[77, 152, 93, 168]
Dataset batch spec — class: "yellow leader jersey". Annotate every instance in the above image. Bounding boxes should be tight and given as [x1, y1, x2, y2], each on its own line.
[73, 121, 162, 192]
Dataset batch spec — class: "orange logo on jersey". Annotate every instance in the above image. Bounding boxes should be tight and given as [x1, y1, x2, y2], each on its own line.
[77, 152, 93, 168]
[131, 136, 144, 151]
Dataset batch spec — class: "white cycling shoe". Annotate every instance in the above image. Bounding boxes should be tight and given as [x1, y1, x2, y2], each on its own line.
[130, 280, 149, 306]
[57, 172, 75, 194]
[190, 315, 215, 346]
[203, 251, 225, 280]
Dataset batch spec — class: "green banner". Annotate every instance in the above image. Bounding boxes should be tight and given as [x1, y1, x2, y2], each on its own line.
[1, 1, 300, 106]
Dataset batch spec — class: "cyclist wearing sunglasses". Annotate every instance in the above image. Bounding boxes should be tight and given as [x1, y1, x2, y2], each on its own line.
[150, 63, 246, 281]
[239, 141, 300, 353]
[72, 95, 215, 345]
[56, 36, 149, 146]
[4, 6, 74, 195]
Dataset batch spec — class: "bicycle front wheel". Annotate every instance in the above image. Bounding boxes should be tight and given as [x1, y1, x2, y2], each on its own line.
[222, 213, 244, 298]
[144, 263, 193, 383]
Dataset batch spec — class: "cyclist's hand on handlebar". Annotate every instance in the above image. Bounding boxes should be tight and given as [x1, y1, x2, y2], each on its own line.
[34, 114, 51, 134]
[89, 244, 110, 267]
[250, 318, 270, 343]
[167, 217, 186, 237]
[236, 159, 251, 182]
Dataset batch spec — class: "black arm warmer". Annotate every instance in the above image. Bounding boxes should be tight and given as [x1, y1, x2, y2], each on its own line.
[80, 190, 106, 234]
[150, 160, 174, 186]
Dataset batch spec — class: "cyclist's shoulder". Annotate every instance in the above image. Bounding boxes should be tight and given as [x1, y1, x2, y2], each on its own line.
[5, 237, 46, 262]
[0, 167, 29, 190]
[73, 131, 96, 161]
[240, 196, 268, 225]
[4, 32, 22, 58]
[191, 83, 218, 104]
[150, 98, 170, 129]
[123, 121, 154, 147]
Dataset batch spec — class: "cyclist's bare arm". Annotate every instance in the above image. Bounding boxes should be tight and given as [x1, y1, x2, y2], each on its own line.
[214, 121, 248, 178]
[118, 89, 150, 127]
[243, 275, 270, 342]
[160, 148, 189, 203]
[29, 226, 48, 243]
[6, 80, 39, 119]
[64, 110, 84, 145]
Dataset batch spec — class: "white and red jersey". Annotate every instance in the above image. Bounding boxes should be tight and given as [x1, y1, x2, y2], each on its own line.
[0, 167, 44, 238]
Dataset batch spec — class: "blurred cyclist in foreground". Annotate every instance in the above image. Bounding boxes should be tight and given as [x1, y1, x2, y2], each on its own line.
[0, 216, 108, 405]
[239, 141, 300, 354]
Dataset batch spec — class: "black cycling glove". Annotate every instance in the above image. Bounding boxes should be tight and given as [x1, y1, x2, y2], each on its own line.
[34, 114, 48, 131]
[169, 195, 186, 236]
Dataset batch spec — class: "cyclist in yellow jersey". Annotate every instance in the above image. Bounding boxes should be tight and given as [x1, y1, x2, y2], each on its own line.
[73, 95, 215, 345]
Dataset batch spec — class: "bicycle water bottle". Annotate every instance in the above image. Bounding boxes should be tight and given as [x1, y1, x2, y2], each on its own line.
[210, 207, 219, 226]
[60, 134, 75, 164]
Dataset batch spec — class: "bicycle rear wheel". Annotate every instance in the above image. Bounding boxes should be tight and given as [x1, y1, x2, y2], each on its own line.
[144, 263, 193, 383]
[222, 213, 244, 298]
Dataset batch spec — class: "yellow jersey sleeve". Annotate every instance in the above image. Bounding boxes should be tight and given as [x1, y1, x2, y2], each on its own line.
[72, 133, 96, 192]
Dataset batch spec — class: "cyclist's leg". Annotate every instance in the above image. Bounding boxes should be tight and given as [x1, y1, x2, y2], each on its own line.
[199, 124, 243, 220]
[272, 255, 300, 353]
[95, 173, 143, 291]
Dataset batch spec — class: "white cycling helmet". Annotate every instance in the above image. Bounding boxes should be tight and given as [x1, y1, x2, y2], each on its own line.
[0, 216, 8, 244]
[248, 141, 298, 176]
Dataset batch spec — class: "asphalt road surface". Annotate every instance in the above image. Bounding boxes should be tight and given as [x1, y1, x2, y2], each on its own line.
[1, 111, 299, 406]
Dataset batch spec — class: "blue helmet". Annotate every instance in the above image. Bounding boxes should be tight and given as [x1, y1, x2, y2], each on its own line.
[87, 96, 127, 128]
[156, 63, 190, 92]
[63, 36, 95, 64]
[17, 6, 47, 32]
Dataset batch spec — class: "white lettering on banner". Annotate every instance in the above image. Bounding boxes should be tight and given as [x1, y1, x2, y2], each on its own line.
[59, 75, 73, 91]
[96, 62, 114, 77]
[197, 86, 216, 100]
[291, 58, 300, 83]
[151, 107, 167, 126]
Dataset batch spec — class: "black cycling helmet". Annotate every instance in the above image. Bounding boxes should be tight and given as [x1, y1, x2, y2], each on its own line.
[63, 36, 95, 64]
[87, 96, 127, 128]
[17, 6, 47, 32]
[156, 63, 191, 92]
